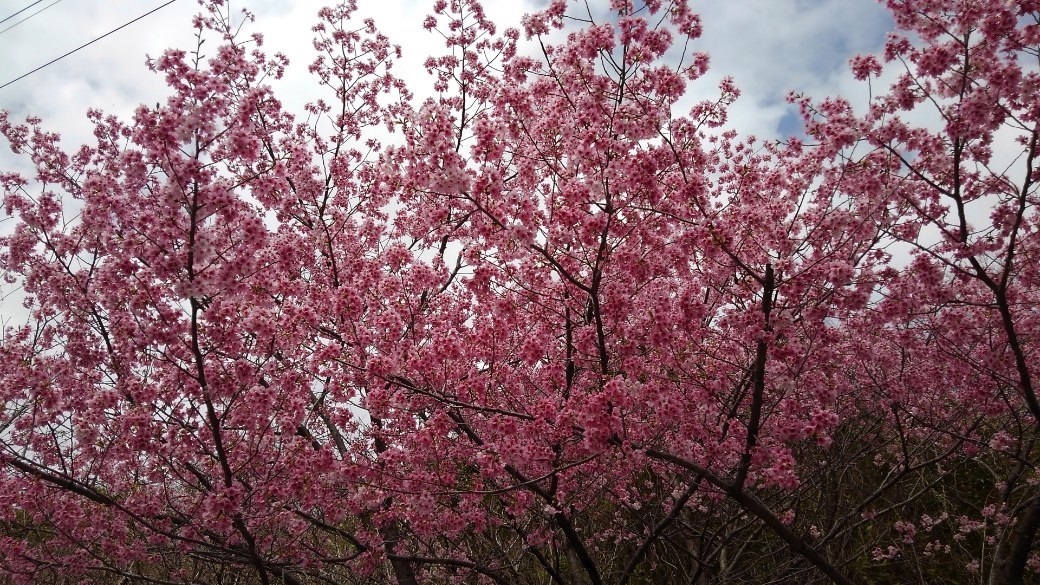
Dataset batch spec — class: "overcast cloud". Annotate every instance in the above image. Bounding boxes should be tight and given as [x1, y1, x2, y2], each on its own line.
[0, 0, 892, 142]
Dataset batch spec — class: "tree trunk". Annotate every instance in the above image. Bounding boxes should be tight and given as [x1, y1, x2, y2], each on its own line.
[989, 490, 1040, 585]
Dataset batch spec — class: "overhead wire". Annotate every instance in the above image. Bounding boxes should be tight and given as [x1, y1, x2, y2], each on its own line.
[0, 0, 44, 25]
[0, 0, 179, 91]
[0, 0, 65, 35]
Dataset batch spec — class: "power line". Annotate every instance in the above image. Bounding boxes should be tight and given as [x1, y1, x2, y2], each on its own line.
[0, 0, 65, 35]
[0, 0, 44, 25]
[0, 0, 179, 91]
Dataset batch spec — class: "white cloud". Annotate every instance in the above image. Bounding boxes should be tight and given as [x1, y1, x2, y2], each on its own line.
[689, 0, 892, 137]
[0, 0, 893, 141]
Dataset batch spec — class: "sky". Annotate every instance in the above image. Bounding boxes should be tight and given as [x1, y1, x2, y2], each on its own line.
[0, 0, 895, 322]
[0, 0, 894, 145]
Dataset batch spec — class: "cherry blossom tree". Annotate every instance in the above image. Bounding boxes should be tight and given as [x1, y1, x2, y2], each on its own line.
[0, 0, 1038, 584]
[794, 1, 1040, 582]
